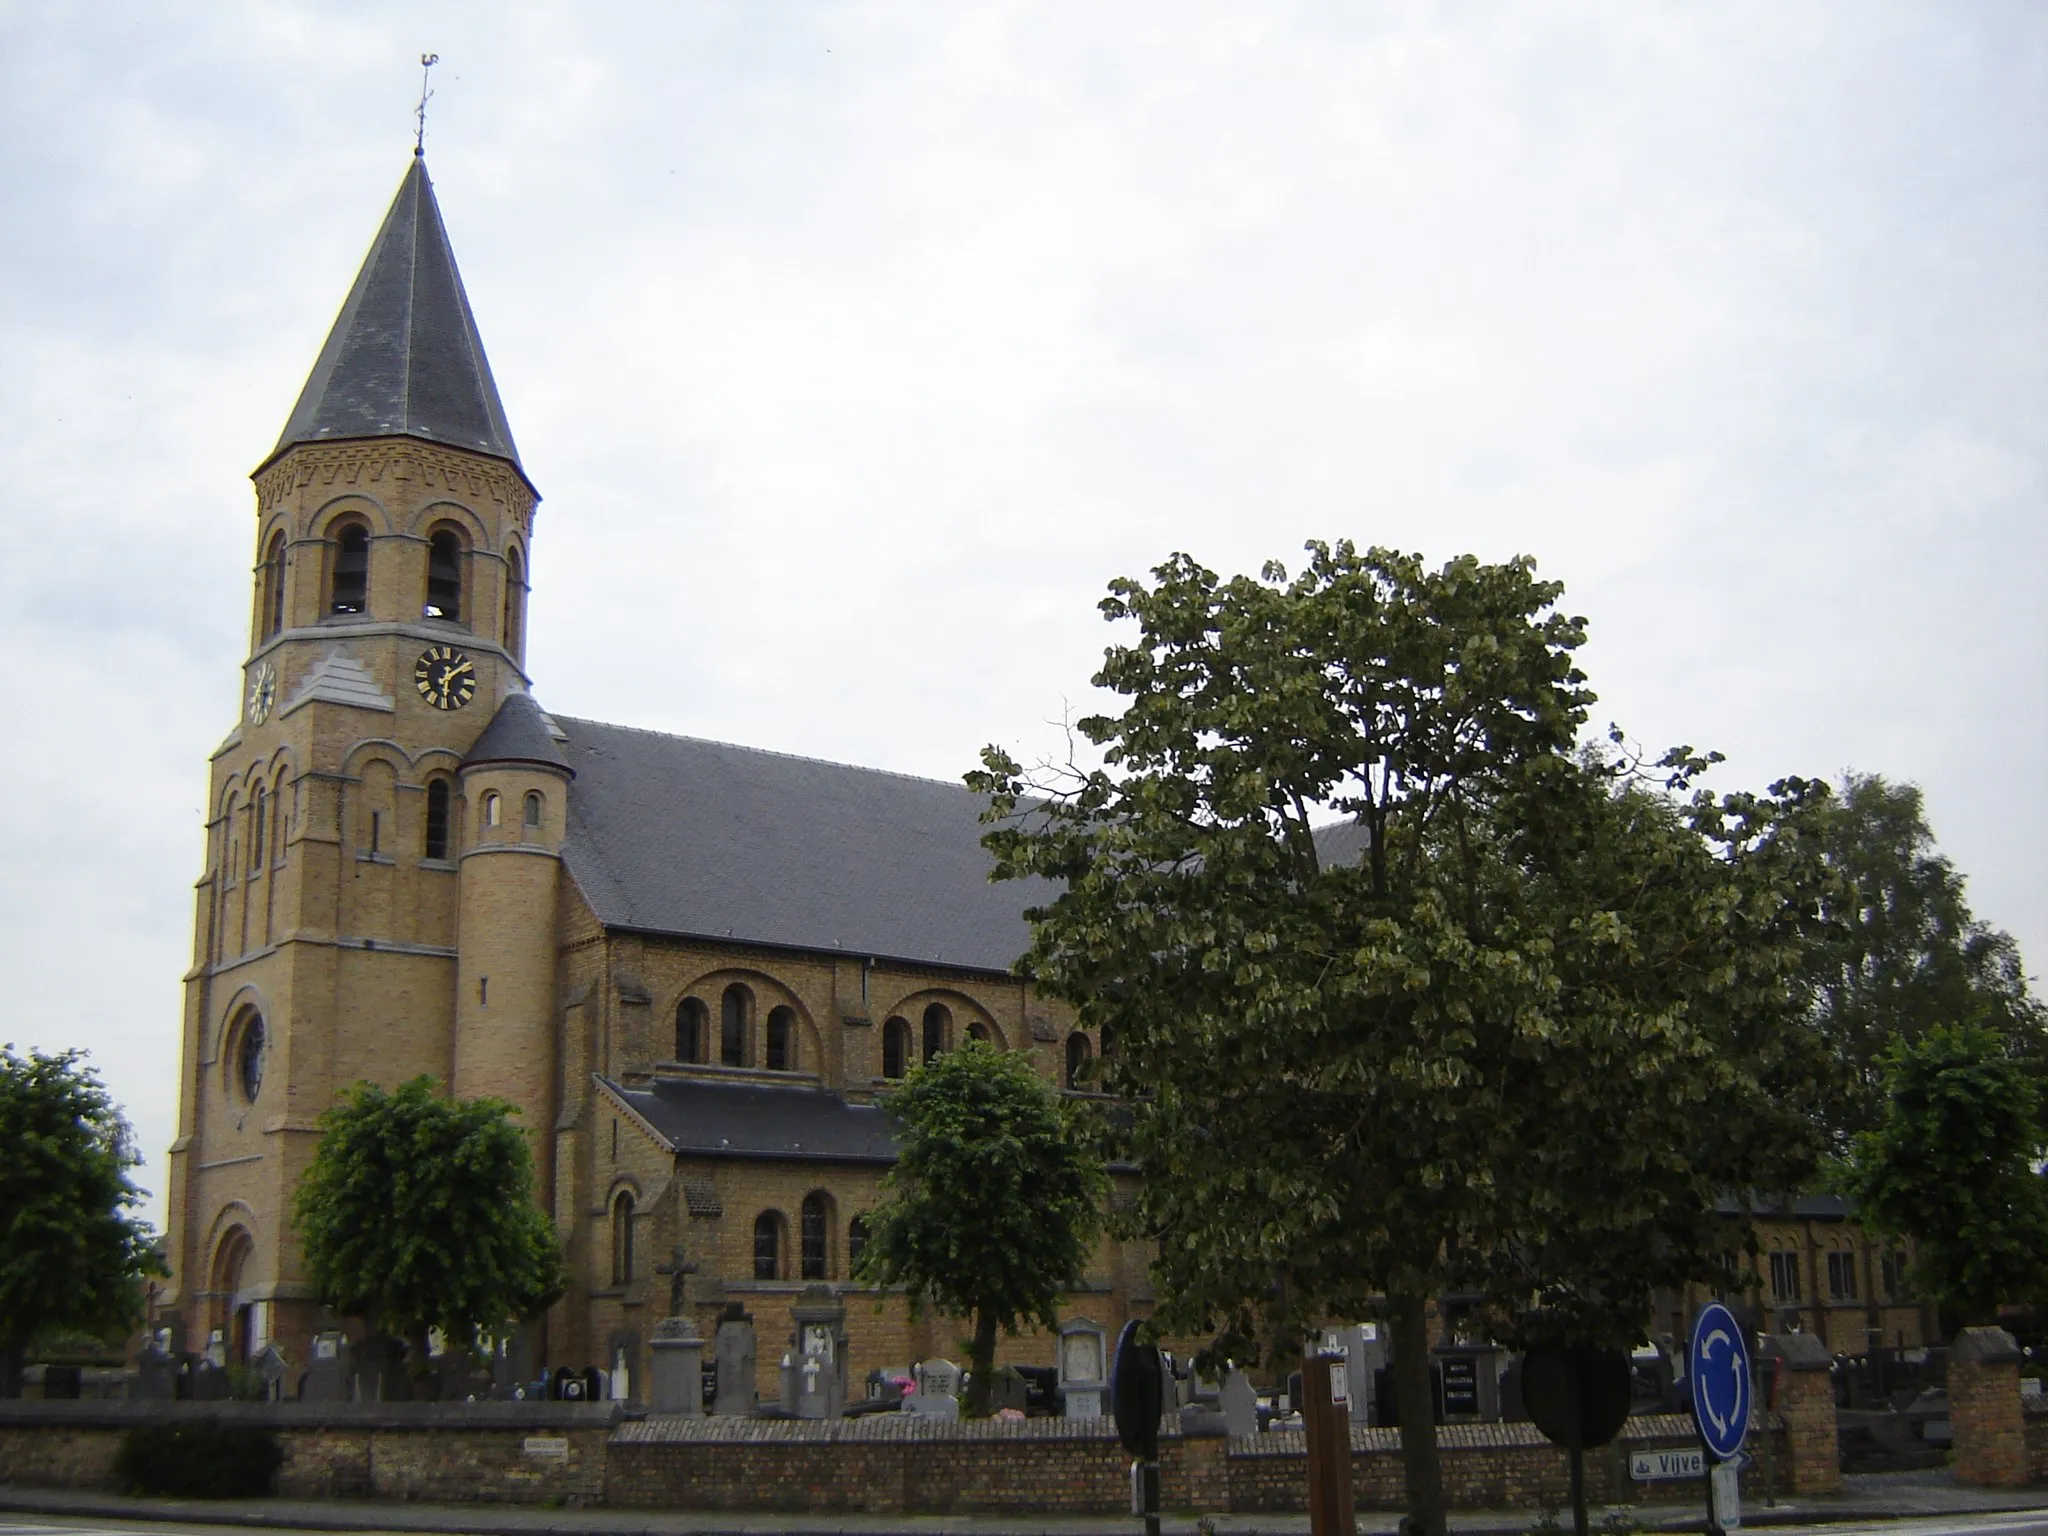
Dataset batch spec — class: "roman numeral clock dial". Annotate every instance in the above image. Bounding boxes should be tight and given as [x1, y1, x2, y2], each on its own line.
[414, 646, 477, 711]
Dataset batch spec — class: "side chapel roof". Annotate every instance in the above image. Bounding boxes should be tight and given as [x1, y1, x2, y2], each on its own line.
[556, 718, 1059, 974]
[267, 154, 522, 472]
[605, 1076, 897, 1164]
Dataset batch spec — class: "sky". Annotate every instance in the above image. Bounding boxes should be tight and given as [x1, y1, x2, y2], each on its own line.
[0, 2, 2042, 1229]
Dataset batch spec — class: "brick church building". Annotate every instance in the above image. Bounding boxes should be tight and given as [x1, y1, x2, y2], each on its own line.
[162, 153, 1138, 1398]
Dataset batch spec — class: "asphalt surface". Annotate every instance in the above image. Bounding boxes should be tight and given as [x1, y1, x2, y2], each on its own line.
[3, 1473, 2046, 1536]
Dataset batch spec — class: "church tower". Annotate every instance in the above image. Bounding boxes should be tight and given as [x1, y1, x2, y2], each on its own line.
[163, 153, 555, 1369]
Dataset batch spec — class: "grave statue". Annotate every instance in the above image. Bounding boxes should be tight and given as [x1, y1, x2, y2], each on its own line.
[653, 1243, 696, 1317]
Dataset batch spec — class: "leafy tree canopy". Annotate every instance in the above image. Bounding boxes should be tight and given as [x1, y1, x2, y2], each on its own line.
[971, 543, 1834, 1533]
[0, 1045, 161, 1396]
[1844, 1023, 2048, 1325]
[292, 1077, 563, 1371]
[853, 1038, 1106, 1417]
[1807, 774, 2045, 1143]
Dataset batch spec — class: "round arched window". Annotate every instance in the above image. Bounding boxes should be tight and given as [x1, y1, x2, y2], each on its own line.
[238, 1014, 267, 1103]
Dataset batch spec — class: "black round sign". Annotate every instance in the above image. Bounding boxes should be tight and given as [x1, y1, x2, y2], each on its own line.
[1110, 1319, 1163, 1461]
[1520, 1344, 1632, 1450]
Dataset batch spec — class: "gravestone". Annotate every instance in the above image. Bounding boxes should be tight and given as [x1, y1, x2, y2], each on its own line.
[1435, 1343, 1502, 1422]
[1057, 1317, 1108, 1418]
[713, 1304, 757, 1415]
[1220, 1367, 1260, 1438]
[790, 1284, 849, 1419]
[552, 1365, 588, 1401]
[134, 1339, 177, 1402]
[905, 1357, 961, 1418]
[491, 1326, 536, 1401]
[650, 1315, 705, 1416]
[581, 1365, 607, 1402]
[1323, 1323, 1386, 1423]
[252, 1343, 289, 1402]
[986, 1367, 1029, 1415]
[351, 1336, 407, 1402]
[302, 1332, 349, 1402]
[202, 1329, 228, 1369]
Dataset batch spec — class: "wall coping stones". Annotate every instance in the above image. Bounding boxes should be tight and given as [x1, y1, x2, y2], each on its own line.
[0, 1400, 622, 1432]
[615, 1408, 1751, 1453]
[1953, 1327, 2024, 1367]
[1761, 1332, 1834, 1371]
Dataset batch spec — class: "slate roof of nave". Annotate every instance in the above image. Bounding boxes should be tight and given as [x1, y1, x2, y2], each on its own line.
[267, 155, 523, 472]
[605, 1075, 897, 1164]
[554, 716, 1062, 974]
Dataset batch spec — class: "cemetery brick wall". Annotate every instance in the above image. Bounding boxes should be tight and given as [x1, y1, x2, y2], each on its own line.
[2021, 1396, 2048, 1483]
[0, 1401, 617, 1506]
[1225, 1416, 1789, 1514]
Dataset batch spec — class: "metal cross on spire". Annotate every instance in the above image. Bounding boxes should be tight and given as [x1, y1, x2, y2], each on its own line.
[414, 52, 440, 156]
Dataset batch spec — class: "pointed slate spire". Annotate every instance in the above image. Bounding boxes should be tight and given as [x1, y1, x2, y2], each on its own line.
[270, 155, 521, 470]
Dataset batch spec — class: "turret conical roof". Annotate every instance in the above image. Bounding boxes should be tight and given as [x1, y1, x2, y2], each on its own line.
[268, 154, 521, 470]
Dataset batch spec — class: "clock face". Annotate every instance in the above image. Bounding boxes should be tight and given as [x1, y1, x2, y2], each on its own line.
[246, 661, 277, 725]
[415, 645, 478, 711]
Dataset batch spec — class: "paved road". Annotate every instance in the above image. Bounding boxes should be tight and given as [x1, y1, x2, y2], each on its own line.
[9, 1514, 2048, 1536]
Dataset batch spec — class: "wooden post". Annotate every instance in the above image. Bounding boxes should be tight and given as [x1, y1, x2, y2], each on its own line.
[1303, 1350, 1357, 1536]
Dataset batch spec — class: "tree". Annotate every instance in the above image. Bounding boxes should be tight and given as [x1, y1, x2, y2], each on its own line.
[852, 1038, 1106, 1417]
[1844, 1023, 2048, 1327]
[971, 544, 1832, 1534]
[292, 1077, 563, 1383]
[1807, 774, 2045, 1143]
[0, 1046, 161, 1397]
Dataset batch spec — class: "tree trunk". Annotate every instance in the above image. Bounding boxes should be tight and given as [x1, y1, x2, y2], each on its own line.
[964, 1310, 1000, 1418]
[407, 1323, 437, 1402]
[0, 1335, 23, 1399]
[1390, 1290, 1447, 1536]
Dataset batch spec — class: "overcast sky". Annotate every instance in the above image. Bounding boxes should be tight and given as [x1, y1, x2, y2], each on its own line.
[1, 1, 2042, 1228]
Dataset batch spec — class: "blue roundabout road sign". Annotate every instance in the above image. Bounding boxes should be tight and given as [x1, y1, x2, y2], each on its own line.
[1688, 1301, 1753, 1463]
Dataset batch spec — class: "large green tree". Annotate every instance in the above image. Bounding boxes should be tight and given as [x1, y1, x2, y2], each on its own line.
[292, 1077, 563, 1385]
[1844, 1023, 2048, 1326]
[971, 544, 1832, 1534]
[1807, 774, 2045, 1143]
[853, 1038, 1106, 1417]
[0, 1046, 161, 1397]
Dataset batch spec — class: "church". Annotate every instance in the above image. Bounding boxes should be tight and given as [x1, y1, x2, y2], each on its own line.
[161, 152, 1137, 1398]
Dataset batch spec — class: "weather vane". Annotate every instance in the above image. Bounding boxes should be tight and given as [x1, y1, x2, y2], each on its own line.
[414, 53, 439, 156]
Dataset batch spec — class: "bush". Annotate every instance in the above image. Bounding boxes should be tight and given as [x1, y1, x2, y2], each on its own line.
[112, 1419, 283, 1498]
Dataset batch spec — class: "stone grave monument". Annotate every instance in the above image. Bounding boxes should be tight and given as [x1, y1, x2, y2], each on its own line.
[134, 1335, 177, 1402]
[252, 1342, 290, 1402]
[1220, 1367, 1260, 1438]
[906, 1357, 961, 1418]
[650, 1315, 705, 1416]
[790, 1284, 849, 1419]
[302, 1331, 349, 1402]
[1322, 1323, 1386, 1423]
[1057, 1316, 1108, 1418]
[713, 1303, 757, 1415]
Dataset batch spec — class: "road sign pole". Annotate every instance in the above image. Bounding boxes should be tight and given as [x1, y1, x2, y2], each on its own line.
[1565, 1353, 1588, 1536]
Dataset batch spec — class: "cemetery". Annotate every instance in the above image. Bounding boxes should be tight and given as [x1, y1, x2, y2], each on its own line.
[10, 1312, 2046, 1514]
